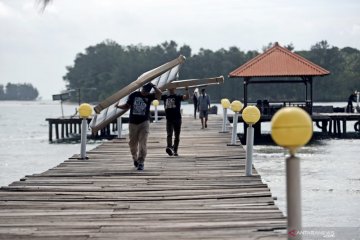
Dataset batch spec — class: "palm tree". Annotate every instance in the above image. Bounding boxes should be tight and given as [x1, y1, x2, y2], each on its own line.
[39, 0, 52, 11]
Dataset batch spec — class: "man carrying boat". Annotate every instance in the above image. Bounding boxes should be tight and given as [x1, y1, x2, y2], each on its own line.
[116, 82, 162, 171]
[161, 86, 190, 156]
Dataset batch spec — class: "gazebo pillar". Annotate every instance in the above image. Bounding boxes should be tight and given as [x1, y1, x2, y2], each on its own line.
[309, 77, 313, 114]
[304, 77, 308, 101]
[243, 77, 250, 107]
[304, 76, 313, 114]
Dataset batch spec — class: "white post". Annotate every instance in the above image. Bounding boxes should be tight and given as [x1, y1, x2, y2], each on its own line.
[222, 108, 228, 132]
[117, 117, 122, 138]
[356, 91, 359, 108]
[245, 124, 254, 176]
[286, 155, 302, 239]
[60, 100, 64, 118]
[231, 112, 239, 145]
[80, 118, 88, 159]
[154, 105, 158, 123]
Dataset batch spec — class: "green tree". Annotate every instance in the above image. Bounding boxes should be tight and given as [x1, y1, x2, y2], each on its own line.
[62, 39, 360, 103]
[3, 83, 38, 100]
[63, 40, 193, 102]
[0, 85, 4, 100]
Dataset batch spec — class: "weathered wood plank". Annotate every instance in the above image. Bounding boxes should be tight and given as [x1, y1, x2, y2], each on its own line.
[0, 115, 286, 239]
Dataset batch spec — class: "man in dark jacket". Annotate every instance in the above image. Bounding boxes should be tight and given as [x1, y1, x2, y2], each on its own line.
[346, 92, 356, 113]
[161, 87, 189, 156]
[198, 88, 211, 129]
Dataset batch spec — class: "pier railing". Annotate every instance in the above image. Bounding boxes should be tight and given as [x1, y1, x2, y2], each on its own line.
[227, 102, 360, 142]
[46, 110, 166, 142]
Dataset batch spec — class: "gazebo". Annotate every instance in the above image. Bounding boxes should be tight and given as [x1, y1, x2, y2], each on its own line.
[229, 42, 330, 115]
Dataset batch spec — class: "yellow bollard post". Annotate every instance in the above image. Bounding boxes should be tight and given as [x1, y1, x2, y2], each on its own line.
[242, 106, 261, 176]
[229, 100, 243, 145]
[271, 107, 313, 239]
[220, 98, 231, 133]
[78, 103, 93, 160]
[152, 100, 159, 123]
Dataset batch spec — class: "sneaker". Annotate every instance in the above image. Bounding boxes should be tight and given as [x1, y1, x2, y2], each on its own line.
[137, 163, 144, 171]
[205, 123, 207, 128]
[174, 152, 178, 156]
[133, 160, 139, 168]
[166, 147, 174, 156]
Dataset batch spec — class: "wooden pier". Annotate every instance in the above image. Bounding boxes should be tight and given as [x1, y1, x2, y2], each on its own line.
[45, 117, 124, 142]
[0, 115, 286, 239]
[313, 112, 360, 136]
[228, 105, 360, 142]
[46, 111, 166, 142]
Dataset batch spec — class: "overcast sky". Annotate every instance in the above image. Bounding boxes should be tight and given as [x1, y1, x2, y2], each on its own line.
[1, 0, 359, 100]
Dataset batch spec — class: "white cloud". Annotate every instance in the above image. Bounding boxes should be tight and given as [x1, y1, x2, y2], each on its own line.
[0, 2, 10, 17]
[351, 24, 360, 35]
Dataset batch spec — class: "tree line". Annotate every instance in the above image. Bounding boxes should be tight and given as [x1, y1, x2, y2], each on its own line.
[0, 83, 39, 100]
[63, 40, 360, 103]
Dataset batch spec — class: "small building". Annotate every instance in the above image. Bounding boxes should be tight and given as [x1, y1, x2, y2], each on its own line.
[228, 42, 335, 141]
[228, 43, 360, 139]
[229, 42, 330, 115]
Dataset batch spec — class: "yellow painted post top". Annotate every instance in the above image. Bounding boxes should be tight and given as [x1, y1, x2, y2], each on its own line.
[242, 106, 261, 124]
[152, 99, 159, 107]
[221, 98, 231, 109]
[78, 103, 93, 118]
[271, 107, 313, 153]
[230, 100, 244, 112]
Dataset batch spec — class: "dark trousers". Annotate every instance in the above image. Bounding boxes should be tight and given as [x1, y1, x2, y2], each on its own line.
[347, 102, 354, 113]
[166, 119, 182, 153]
[193, 103, 198, 119]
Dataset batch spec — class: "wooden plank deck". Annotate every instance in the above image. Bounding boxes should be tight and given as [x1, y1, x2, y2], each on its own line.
[0, 115, 286, 239]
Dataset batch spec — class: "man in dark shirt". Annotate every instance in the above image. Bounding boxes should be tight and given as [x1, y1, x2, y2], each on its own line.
[198, 88, 211, 129]
[346, 92, 357, 113]
[116, 82, 162, 170]
[161, 87, 189, 156]
[193, 89, 198, 119]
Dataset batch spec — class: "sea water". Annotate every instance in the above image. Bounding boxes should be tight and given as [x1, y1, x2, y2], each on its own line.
[0, 101, 359, 236]
[0, 101, 100, 186]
